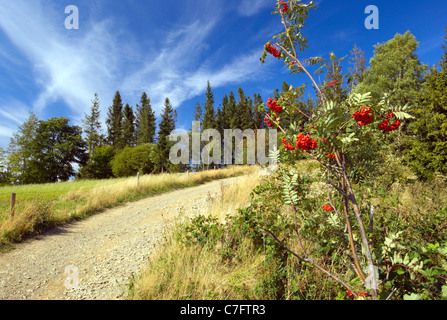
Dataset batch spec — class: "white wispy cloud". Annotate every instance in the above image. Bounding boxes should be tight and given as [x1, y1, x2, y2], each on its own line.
[0, 0, 268, 137]
[0, 0, 120, 119]
[121, 13, 267, 114]
[237, 0, 272, 17]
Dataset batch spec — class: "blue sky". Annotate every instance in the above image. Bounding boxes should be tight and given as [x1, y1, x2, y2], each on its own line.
[0, 0, 446, 149]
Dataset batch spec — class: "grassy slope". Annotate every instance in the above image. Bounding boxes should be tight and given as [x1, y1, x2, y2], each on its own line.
[0, 166, 255, 249]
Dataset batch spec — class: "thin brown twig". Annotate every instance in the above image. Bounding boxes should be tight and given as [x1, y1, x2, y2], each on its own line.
[278, 9, 325, 104]
[262, 228, 357, 294]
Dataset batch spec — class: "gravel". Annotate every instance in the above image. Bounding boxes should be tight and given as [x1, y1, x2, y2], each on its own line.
[0, 177, 240, 300]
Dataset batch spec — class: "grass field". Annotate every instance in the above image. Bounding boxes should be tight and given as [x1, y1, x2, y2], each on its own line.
[0, 166, 256, 249]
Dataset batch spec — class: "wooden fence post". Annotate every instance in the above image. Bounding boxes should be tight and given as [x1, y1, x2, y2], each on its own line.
[137, 172, 140, 188]
[10, 193, 16, 219]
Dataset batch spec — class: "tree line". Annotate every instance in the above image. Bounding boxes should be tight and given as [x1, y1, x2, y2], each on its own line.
[0, 28, 446, 185]
[0, 81, 273, 184]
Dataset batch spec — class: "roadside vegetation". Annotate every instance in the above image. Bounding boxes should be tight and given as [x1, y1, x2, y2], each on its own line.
[127, 160, 447, 300]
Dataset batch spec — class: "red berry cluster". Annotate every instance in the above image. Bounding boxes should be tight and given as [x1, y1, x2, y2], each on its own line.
[378, 112, 401, 132]
[358, 291, 369, 297]
[264, 114, 273, 127]
[326, 152, 336, 159]
[346, 290, 368, 298]
[322, 205, 334, 211]
[264, 113, 281, 128]
[282, 138, 296, 150]
[279, 1, 288, 12]
[329, 80, 338, 87]
[267, 97, 283, 113]
[265, 44, 281, 58]
[351, 106, 374, 126]
[296, 133, 317, 150]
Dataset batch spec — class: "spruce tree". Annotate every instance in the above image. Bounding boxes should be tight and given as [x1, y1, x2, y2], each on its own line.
[202, 80, 216, 130]
[322, 52, 348, 104]
[227, 91, 238, 129]
[348, 43, 366, 90]
[106, 91, 124, 149]
[252, 93, 264, 129]
[136, 92, 157, 145]
[123, 104, 136, 147]
[236, 87, 254, 130]
[193, 102, 202, 122]
[154, 98, 176, 173]
[82, 93, 102, 157]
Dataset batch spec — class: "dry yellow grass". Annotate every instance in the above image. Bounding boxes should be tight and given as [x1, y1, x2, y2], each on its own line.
[129, 169, 265, 300]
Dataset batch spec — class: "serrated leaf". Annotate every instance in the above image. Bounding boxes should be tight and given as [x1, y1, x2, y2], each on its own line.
[393, 111, 415, 119]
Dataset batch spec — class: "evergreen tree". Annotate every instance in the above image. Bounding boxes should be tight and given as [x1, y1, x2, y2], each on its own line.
[252, 93, 264, 129]
[218, 94, 230, 130]
[82, 93, 103, 157]
[154, 98, 176, 173]
[272, 88, 280, 100]
[404, 28, 447, 179]
[227, 91, 238, 129]
[282, 81, 290, 93]
[202, 81, 216, 130]
[106, 91, 124, 149]
[215, 106, 224, 135]
[322, 52, 349, 104]
[123, 104, 136, 147]
[136, 92, 157, 145]
[348, 43, 366, 90]
[193, 102, 202, 122]
[236, 87, 254, 130]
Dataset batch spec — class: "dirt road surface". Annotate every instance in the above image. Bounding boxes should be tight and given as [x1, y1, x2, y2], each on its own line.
[0, 176, 242, 300]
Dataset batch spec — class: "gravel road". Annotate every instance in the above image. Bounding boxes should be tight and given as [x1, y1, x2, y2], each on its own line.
[0, 176, 241, 300]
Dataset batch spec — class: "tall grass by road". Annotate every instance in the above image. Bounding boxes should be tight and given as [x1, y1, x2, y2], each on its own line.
[0, 166, 255, 249]
[127, 169, 264, 300]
